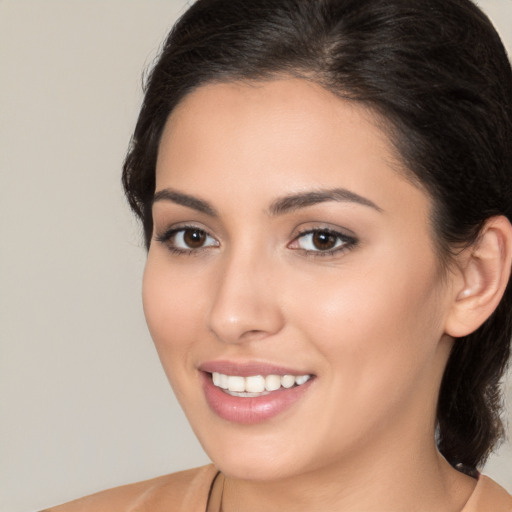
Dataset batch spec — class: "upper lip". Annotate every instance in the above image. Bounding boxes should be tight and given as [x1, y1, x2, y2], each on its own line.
[198, 360, 312, 377]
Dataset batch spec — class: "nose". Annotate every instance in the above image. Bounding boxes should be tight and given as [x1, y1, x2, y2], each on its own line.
[207, 248, 285, 344]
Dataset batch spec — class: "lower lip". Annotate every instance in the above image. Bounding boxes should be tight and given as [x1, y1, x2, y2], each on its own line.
[201, 373, 314, 424]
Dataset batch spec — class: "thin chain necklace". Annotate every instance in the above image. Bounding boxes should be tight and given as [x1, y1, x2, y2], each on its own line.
[206, 471, 225, 512]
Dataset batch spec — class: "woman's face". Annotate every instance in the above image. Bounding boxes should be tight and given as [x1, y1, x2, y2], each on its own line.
[143, 79, 456, 480]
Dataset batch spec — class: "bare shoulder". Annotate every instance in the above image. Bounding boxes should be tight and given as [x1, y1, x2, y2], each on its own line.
[463, 475, 512, 512]
[40, 464, 218, 512]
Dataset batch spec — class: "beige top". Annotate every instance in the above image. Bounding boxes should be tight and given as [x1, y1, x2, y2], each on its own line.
[42, 464, 512, 512]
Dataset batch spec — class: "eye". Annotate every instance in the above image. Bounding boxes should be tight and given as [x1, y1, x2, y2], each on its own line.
[155, 226, 219, 253]
[290, 228, 356, 255]
[173, 228, 216, 249]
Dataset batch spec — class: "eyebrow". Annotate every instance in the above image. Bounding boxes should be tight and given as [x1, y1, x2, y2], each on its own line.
[152, 186, 382, 217]
[152, 189, 217, 216]
[268, 188, 382, 216]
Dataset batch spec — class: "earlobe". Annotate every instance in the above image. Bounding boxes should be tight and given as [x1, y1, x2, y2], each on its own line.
[445, 216, 512, 338]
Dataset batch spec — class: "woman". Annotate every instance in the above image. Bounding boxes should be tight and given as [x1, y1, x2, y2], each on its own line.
[47, 0, 512, 510]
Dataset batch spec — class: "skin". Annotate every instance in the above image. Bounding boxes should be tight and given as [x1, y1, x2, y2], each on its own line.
[143, 78, 478, 511]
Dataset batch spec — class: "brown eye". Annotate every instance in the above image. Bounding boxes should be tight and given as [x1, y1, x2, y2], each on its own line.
[291, 228, 355, 254]
[311, 231, 338, 250]
[183, 229, 207, 248]
[159, 227, 219, 252]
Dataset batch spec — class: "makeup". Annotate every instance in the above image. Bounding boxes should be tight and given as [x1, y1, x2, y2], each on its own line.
[145, 78, 454, 482]
[199, 361, 314, 424]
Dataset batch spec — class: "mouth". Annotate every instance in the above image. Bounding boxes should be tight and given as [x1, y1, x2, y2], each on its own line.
[211, 372, 312, 397]
[199, 362, 315, 424]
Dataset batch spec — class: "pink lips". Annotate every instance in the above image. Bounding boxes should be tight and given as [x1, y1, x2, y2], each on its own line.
[199, 361, 314, 424]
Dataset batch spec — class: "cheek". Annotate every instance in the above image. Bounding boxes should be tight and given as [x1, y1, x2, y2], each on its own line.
[293, 257, 446, 402]
[142, 256, 206, 373]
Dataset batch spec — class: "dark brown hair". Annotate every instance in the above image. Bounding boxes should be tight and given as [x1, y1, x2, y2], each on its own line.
[122, 0, 512, 475]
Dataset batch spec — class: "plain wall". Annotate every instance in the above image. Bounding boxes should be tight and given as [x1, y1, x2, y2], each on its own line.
[0, 1, 511, 511]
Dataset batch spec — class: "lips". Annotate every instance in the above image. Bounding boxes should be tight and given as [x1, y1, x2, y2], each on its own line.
[199, 361, 315, 424]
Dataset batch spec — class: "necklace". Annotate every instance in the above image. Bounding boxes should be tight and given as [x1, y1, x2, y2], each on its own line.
[206, 471, 225, 512]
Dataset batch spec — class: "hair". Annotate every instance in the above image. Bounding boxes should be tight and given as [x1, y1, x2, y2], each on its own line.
[122, 0, 512, 476]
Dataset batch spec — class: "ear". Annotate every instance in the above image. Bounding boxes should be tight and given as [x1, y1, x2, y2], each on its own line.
[444, 216, 512, 338]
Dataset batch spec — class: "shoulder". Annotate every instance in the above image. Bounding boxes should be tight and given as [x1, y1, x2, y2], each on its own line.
[463, 475, 512, 512]
[41, 464, 219, 512]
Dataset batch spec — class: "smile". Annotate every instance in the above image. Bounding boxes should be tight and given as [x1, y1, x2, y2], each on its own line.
[201, 364, 315, 424]
[212, 372, 312, 397]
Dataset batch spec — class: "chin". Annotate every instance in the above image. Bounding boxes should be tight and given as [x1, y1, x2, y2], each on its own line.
[213, 454, 301, 482]
[195, 426, 316, 482]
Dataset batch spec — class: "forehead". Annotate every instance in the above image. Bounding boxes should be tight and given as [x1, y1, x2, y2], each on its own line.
[161, 79, 389, 154]
[155, 78, 427, 216]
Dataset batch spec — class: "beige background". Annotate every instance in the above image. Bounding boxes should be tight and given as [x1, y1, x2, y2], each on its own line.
[0, 1, 511, 511]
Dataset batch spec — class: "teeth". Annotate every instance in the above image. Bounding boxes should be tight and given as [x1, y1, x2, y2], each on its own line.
[295, 375, 310, 385]
[211, 372, 311, 394]
[227, 376, 245, 392]
[281, 375, 296, 388]
[219, 373, 229, 390]
[265, 374, 281, 391]
[246, 375, 265, 393]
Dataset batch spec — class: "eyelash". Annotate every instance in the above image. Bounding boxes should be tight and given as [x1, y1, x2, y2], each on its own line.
[291, 228, 357, 257]
[154, 226, 357, 257]
[155, 225, 218, 256]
